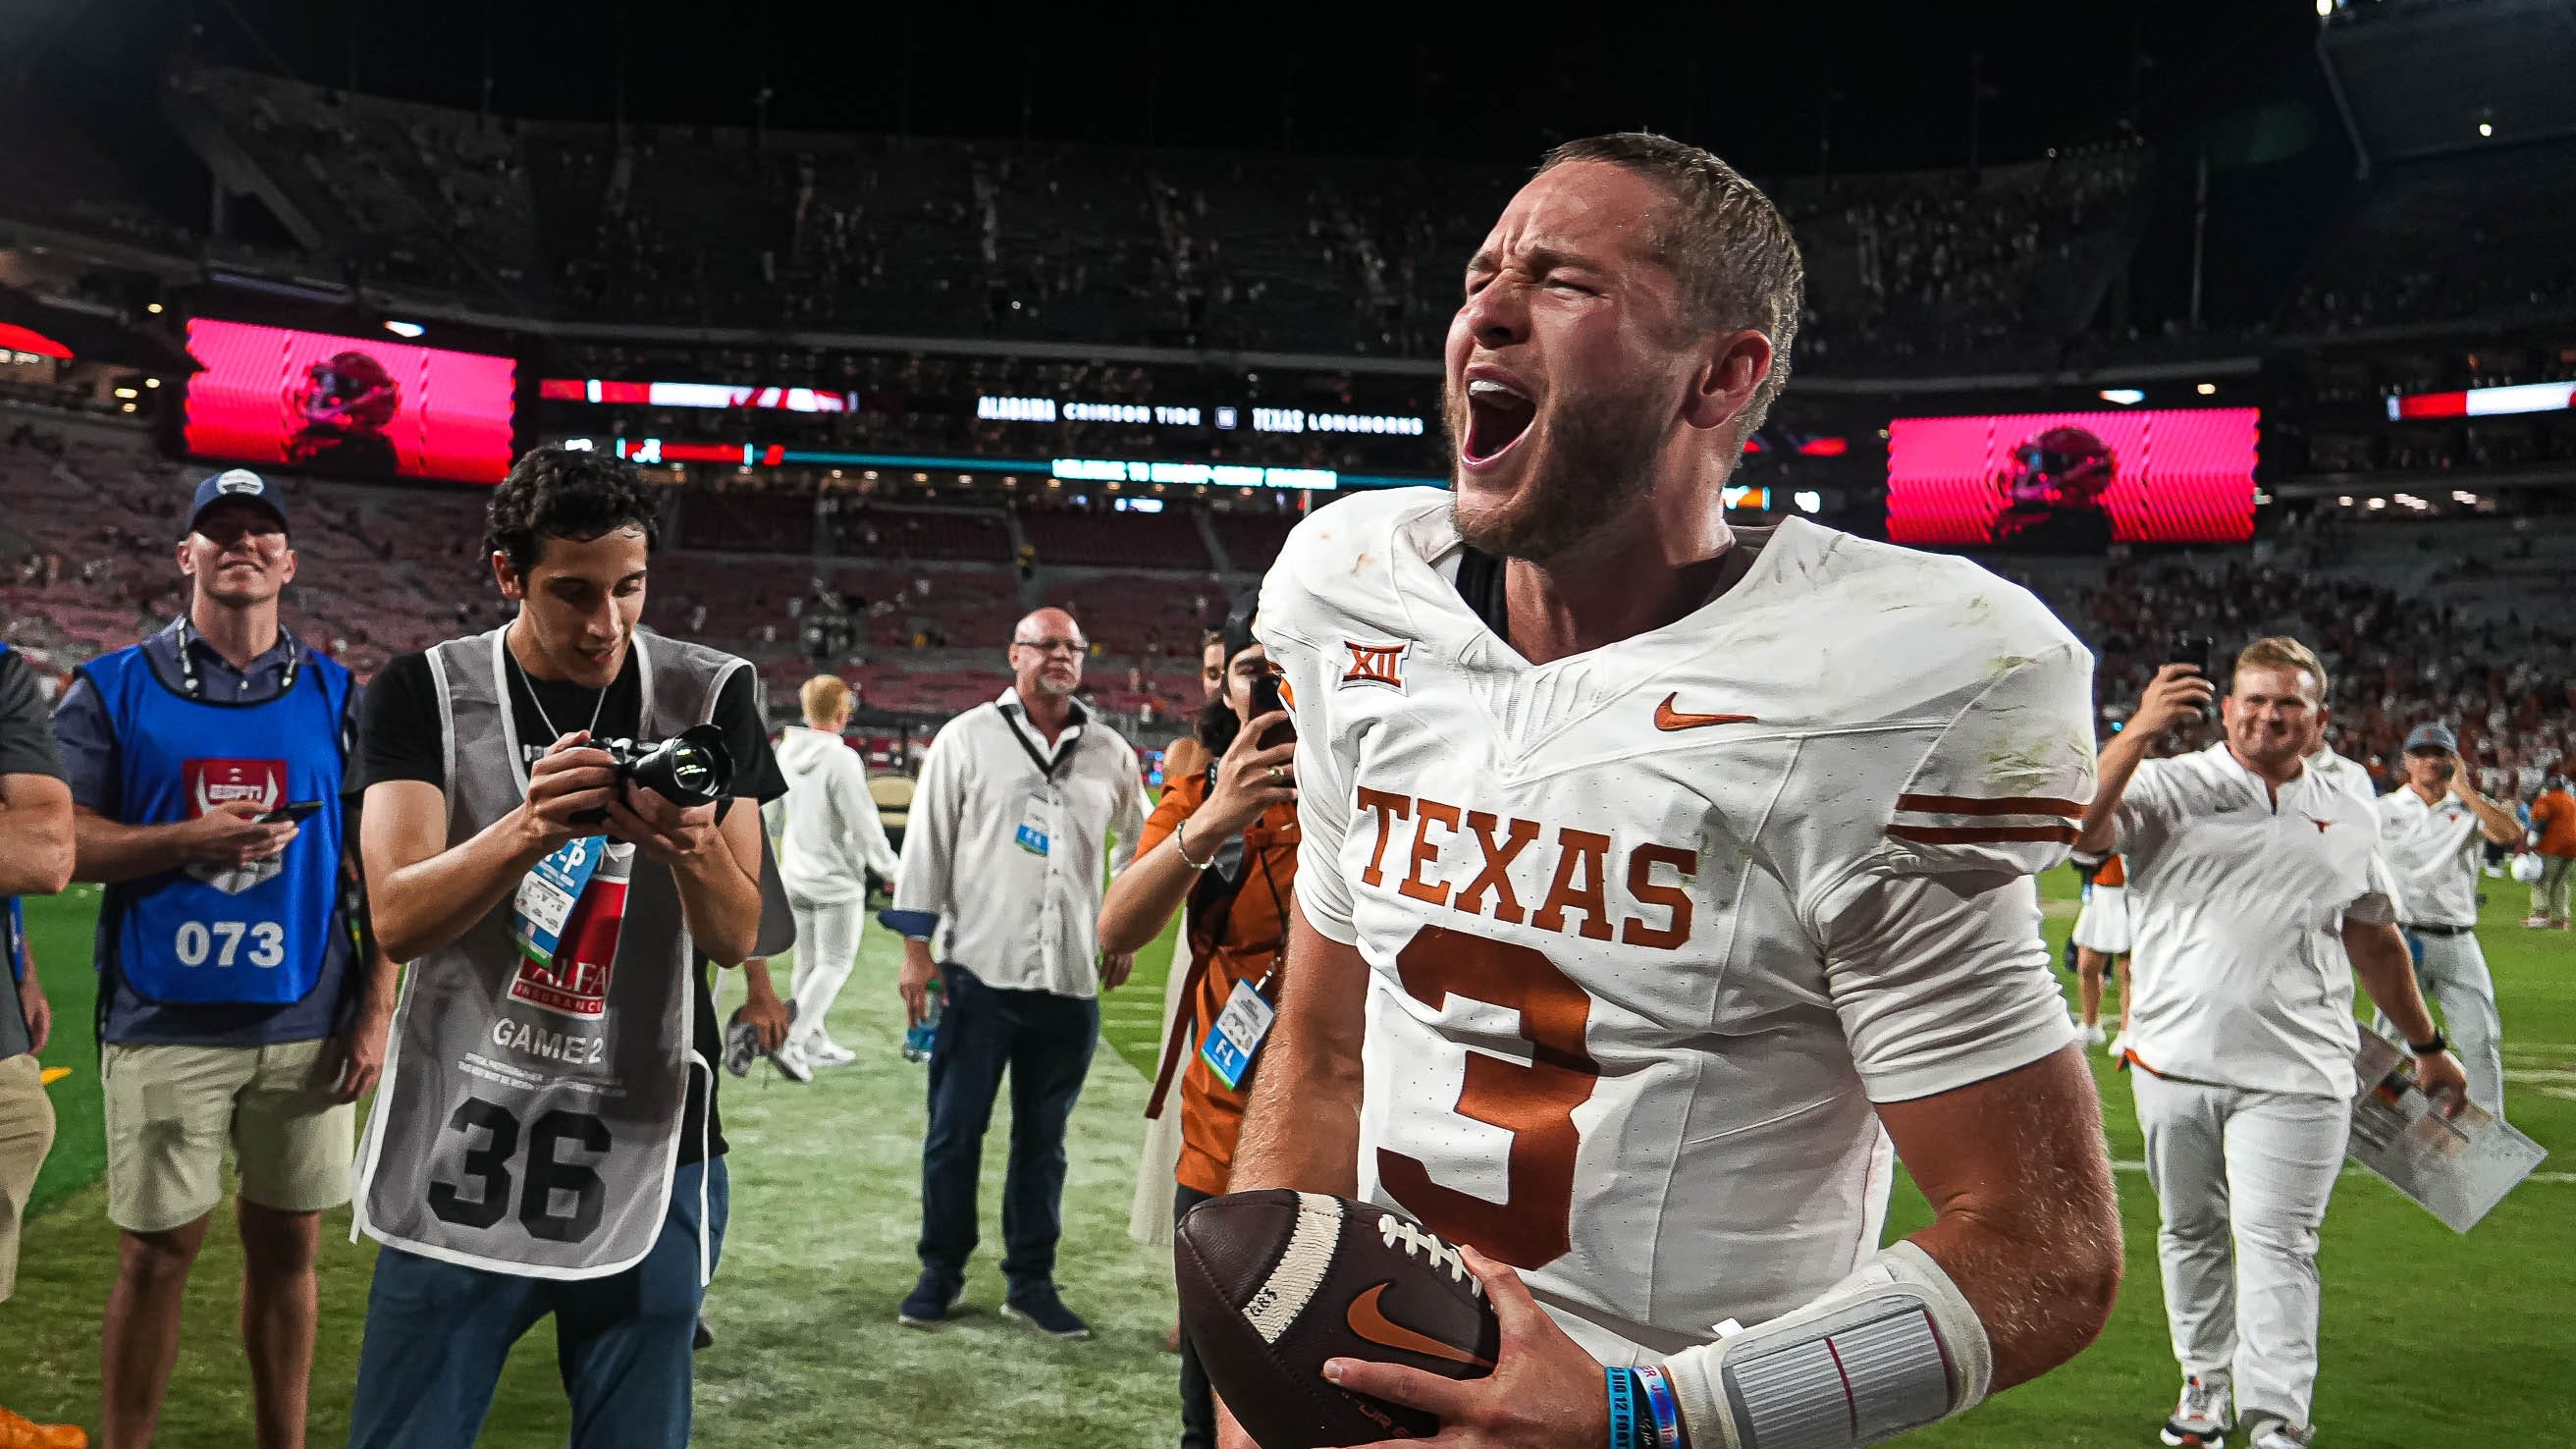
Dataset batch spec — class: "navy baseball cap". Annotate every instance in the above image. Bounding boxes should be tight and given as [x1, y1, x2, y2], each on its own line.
[2403, 722, 2458, 754]
[188, 468, 289, 535]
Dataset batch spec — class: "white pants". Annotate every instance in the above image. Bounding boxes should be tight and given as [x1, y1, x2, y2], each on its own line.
[786, 893, 869, 1052]
[2372, 930, 2504, 1116]
[2132, 1072, 2349, 1432]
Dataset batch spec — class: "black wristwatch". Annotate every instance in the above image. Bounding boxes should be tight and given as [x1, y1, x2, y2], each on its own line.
[2407, 1031, 2448, 1057]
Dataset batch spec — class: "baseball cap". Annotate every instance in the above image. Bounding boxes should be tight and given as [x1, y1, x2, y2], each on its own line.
[188, 468, 289, 536]
[2403, 722, 2458, 754]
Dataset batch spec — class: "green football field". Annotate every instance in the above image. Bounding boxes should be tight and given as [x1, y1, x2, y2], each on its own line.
[6, 869, 2569, 1446]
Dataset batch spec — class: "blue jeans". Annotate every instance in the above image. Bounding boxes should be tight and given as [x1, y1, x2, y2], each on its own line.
[346, 1155, 728, 1449]
[918, 964, 1097, 1287]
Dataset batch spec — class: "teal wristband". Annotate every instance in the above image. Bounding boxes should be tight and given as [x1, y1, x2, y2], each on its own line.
[1606, 1367, 1637, 1449]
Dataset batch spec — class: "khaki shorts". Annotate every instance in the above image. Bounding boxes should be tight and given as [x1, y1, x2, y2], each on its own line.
[103, 1039, 353, 1234]
[0, 1052, 56, 1301]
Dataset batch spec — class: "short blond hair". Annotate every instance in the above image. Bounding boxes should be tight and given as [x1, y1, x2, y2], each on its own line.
[2233, 636, 2329, 702]
[800, 673, 852, 724]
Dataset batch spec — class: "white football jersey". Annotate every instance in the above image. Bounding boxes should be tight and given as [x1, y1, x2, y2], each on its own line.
[1255, 488, 2098, 1362]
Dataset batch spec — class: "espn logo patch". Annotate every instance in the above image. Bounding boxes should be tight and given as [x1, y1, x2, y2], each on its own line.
[186, 758, 285, 818]
[1341, 640, 1409, 691]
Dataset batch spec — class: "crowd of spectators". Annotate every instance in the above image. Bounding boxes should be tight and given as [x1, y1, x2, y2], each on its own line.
[2287, 137, 2576, 336]
[148, 62, 2158, 370]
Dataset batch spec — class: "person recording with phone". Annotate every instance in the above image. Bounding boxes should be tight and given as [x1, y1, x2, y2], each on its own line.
[2076, 636, 2469, 1449]
[1097, 594, 1299, 1449]
[50, 470, 386, 1449]
[343, 447, 782, 1449]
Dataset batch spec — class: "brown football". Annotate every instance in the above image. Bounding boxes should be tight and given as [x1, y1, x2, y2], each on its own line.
[1175, 1191, 1500, 1448]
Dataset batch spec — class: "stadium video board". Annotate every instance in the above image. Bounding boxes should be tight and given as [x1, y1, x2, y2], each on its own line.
[183, 319, 518, 484]
[1886, 407, 2258, 549]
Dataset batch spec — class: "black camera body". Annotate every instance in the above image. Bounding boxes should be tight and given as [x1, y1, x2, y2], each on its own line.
[574, 724, 735, 824]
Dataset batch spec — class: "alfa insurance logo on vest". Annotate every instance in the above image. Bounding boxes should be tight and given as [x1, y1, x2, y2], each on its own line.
[507, 842, 635, 1022]
[185, 757, 286, 894]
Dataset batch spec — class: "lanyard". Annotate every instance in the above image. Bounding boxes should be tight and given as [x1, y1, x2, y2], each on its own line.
[996, 701, 1072, 782]
[175, 619, 298, 702]
[510, 647, 611, 744]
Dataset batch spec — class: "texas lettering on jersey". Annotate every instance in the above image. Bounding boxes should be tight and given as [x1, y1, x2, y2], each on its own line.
[1255, 487, 2098, 1360]
[1352, 787, 1696, 950]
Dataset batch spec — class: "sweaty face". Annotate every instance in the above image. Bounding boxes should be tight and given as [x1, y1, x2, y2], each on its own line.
[2223, 666, 2323, 774]
[180, 501, 295, 608]
[497, 526, 649, 689]
[1445, 161, 1698, 564]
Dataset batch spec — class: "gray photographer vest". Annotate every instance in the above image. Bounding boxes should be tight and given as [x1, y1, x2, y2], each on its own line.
[353, 627, 747, 1279]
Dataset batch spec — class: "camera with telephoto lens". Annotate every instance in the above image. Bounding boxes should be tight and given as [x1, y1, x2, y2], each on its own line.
[571, 724, 734, 823]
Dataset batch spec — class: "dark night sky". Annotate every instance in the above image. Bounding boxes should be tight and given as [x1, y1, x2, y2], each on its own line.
[28, 0, 2324, 176]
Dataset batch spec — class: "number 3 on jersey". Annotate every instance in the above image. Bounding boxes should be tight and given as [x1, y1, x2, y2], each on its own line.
[1376, 925, 1600, 1269]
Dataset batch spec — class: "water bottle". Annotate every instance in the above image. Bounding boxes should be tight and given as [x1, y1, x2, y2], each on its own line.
[902, 976, 943, 1062]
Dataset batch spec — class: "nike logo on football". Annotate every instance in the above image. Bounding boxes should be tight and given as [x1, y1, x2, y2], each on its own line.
[1345, 1283, 1493, 1370]
[1653, 694, 1758, 731]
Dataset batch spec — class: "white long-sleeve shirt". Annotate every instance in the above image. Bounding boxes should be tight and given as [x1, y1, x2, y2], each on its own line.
[889, 689, 1146, 998]
[766, 724, 901, 906]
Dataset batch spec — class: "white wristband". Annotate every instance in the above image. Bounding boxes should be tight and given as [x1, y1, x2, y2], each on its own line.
[1659, 1241, 1991, 1449]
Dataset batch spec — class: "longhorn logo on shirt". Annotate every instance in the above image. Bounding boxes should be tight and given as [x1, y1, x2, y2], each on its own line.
[183, 758, 287, 894]
[1341, 640, 1409, 691]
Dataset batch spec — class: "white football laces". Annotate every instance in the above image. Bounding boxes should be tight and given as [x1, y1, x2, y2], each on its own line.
[1377, 1214, 1481, 1297]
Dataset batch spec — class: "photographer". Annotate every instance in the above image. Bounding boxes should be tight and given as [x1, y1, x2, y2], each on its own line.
[343, 448, 782, 1449]
[2076, 637, 2467, 1449]
[1096, 599, 1297, 1449]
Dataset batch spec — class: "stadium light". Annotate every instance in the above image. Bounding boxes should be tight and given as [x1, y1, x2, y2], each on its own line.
[2195, 383, 2218, 396]
[383, 320, 426, 339]
[2315, 0, 2330, 15]
[113, 387, 137, 400]
[2337, 495, 2354, 507]
[144, 377, 159, 388]
[2479, 122, 2494, 137]
[2100, 389, 2145, 405]
[1793, 491, 1823, 514]
[2366, 498, 2387, 510]
[145, 302, 164, 314]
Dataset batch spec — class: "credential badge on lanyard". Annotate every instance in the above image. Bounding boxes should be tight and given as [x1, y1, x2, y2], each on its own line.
[1014, 792, 1054, 857]
[513, 834, 605, 967]
[1199, 977, 1276, 1092]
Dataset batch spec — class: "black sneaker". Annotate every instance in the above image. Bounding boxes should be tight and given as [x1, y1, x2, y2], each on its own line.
[1002, 1282, 1092, 1340]
[692, 1318, 714, 1351]
[898, 1270, 965, 1329]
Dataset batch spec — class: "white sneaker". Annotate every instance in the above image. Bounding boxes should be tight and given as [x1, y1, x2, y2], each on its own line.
[2078, 1022, 2109, 1046]
[2161, 1374, 2233, 1447]
[769, 1042, 814, 1083]
[810, 1038, 858, 1067]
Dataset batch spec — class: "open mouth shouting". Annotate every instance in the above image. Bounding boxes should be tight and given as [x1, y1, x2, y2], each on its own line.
[1459, 365, 1536, 471]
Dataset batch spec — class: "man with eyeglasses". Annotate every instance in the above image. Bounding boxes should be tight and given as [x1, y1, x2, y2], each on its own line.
[885, 607, 1147, 1340]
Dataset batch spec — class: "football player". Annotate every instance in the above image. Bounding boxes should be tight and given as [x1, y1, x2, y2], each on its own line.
[1226, 133, 2119, 1449]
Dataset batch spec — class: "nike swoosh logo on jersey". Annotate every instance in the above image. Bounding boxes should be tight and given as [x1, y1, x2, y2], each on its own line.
[1653, 694, 1758, 731]
[1345, 1282, 1493, 1370]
